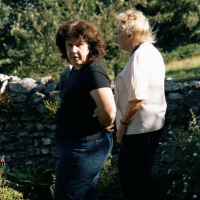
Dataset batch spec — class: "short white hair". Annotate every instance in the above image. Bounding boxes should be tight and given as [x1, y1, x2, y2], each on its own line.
[116, 8, 156, 44]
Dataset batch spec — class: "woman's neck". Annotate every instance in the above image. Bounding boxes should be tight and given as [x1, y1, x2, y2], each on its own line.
[131, 42, 142, 55]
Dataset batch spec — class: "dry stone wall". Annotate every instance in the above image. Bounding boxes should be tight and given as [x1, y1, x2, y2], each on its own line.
[0, 73, 200, 171]
[0, 74, 60, 171]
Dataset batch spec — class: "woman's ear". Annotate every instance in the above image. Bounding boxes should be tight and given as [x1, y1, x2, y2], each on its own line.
[128, 33, 135, 38]
[128, 33, 134, 41]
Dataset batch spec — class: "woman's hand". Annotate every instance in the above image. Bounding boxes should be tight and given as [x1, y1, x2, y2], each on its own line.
[105, 124, 115, 133]
[93, 107, 115, 133]
[116, 124, 127, 145]
[116, 100, 143, 145]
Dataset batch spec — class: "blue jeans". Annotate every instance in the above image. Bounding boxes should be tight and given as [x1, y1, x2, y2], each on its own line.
[54, 131, 113, 200]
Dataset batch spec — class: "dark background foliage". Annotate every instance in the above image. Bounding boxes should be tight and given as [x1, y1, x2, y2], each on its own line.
[0, 0, 199, 80]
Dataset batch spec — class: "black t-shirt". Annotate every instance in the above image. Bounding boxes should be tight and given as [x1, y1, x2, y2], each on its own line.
[55, 60, 111, 140]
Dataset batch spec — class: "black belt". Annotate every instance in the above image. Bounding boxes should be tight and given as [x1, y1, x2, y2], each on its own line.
[80, 131, 104, 141]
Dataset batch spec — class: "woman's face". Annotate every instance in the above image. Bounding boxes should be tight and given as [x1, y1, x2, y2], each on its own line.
[65, 37, 90, 69]
[116, 27, 132, 52]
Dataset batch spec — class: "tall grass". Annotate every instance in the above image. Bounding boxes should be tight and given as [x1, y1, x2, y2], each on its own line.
[165, 55, 200, 80]
[162, 44, 200, 80]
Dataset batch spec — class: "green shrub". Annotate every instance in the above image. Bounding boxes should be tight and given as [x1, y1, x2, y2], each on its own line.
[153, 110, 200, 200]
[43, 99, 60, 122]
[0, 160, 23, 200]
[0, 93, 13, 114]
[0, 187, 23, 200]
[98, 154, 124, 200]
[162, 44, 200, 64]
[5, 164, 55, 200]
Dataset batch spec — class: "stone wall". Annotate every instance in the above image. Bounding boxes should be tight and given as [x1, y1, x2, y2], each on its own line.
[0, 74, 60, 171]
[0, 73, 200, 171]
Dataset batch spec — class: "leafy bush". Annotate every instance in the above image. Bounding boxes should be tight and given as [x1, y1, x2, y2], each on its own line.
[5, 164, 55, 200]
[98, 154, 124, 200]
[0, 158, 23, 200]
[0, 93, 13, 114]
[1, 0, 199, 80]
[43, 99, 60, 122]
[0, 186, 23, 200]
[152, 110, 200, 200]
[162, 43, 200, 64]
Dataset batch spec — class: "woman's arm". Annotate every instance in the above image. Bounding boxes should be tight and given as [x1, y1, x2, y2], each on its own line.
[90, 87, 116, 128]
[121, 100, 143, 124]
[116, 100, 143, 145]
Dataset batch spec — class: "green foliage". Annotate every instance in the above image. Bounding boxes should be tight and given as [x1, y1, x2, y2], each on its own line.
[166, 111, 200, 200]
[0, 0, 65, 79]
[153, 110, 200, 200]
[1, 0, 199, 80]
[162, 43, 200, 64]
[98, 154, 123, 199]
[0, 187, 23, 200]
[49, 173, 56, 199]
[148, 0, 200, 51]
[43, 99, 60, 122]
[5, 164, 54, 200]
[0, 164, 23, 200]
[0, 93, 13, 114]
[166, 66, 200, 80]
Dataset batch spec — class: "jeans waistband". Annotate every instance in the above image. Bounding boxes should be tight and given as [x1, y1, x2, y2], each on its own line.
[80, 131, 104, 141]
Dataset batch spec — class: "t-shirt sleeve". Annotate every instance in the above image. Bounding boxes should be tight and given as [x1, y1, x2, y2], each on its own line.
[88, 61, 111, 91]
[122, 53, 149, 101]
[130, 53, 149, 100]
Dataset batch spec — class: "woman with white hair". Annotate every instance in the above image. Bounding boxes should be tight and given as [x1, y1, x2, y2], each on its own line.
[115, 8, 167, 200]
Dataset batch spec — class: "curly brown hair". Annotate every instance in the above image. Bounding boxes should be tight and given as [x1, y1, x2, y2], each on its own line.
[56, 20, 105, 61]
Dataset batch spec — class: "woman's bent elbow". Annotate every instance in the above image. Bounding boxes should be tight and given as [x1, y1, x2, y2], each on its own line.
[100, 111, 116, 128]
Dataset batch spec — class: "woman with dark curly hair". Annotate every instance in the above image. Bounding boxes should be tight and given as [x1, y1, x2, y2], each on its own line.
[54, 20, 116, 200]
